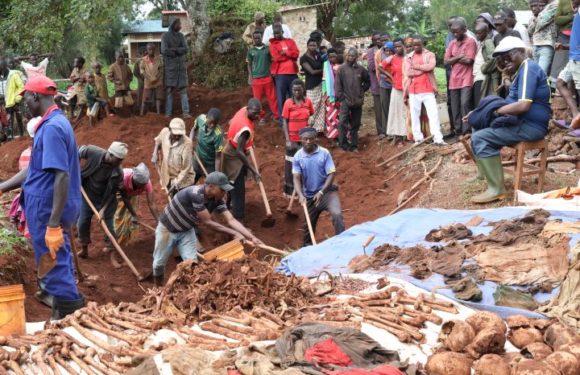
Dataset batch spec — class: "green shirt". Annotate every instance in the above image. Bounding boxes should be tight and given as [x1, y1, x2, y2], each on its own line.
[85, 84, 98, 107]
[194, 114, 224, 166]
[247, 46, 271, 78]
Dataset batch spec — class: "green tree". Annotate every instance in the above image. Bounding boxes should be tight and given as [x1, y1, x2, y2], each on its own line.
[429, 0, 529, 30]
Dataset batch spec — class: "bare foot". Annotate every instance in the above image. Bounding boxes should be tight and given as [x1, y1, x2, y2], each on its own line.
[571, 114, 580, 130]
[110, 252, 122, 269]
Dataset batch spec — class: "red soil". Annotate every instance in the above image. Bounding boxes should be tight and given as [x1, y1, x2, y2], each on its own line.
[0, 86, 416, 321]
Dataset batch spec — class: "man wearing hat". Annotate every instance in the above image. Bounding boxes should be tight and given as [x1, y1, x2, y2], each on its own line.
[152, 171, 262, 286]
[493, 11, 522, 46]
[243, 11, 267, 46]
[111, 163, 159, 268]
[467, 36, 551, 203]
[293, 128, 345, 246]
[152, 118, 195, 197]
[77, 141, 128, 258]
[0, 76, 84, 319]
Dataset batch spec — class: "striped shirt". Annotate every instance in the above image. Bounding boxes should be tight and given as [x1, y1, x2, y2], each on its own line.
[160, 185, 227, 233]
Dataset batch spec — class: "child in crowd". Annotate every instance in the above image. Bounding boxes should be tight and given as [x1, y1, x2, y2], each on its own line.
[139, 43, 163, 115]
[282, 79, 314, 196]
[92, 62, 110, 103]
[85, 72, 113, 126]
[69, 56, 87, 121]
[107, 51, 134, 110]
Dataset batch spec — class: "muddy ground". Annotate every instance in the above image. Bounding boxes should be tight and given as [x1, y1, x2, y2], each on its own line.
[0, 86, 577, 321]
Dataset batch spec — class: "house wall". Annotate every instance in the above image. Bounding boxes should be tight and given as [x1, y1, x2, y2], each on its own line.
[337, 35, 372, 52]
[281, 7, 317, 56]
[126, 33, 164, 61]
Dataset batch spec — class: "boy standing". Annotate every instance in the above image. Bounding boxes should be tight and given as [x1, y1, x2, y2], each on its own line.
[92, 62, 109, 103]
[247, 31, 278, 121]
[85, 72, 113, 126]
[107, 51, 134, 111]
[190, 108, 224, 183]
[139, 43, 164, 115]
[69, 57, 87, 122]
[4, 57, 25, 138]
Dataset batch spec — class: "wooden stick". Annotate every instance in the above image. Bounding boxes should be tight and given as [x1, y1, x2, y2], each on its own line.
[80, 187, 143, 280]
[136, 220, 156, 232]
[459, 135, 476, 163]
[243, 240, 289, 256]
[68, 226, 84, 282]
[376, 136, 433, 167]
[194, 151, 209, 176]
[502, 154, 580, 167]
[249, 148, 273, 217]
[287, 190, 296, 212]
[409, 157, 443, 192]
[388, 191, 420, 216]
[302, 202, 317, 245]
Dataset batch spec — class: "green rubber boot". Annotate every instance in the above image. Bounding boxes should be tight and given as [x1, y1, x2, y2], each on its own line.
[467, 159, 485, 183]
[471, 155, 507, 203]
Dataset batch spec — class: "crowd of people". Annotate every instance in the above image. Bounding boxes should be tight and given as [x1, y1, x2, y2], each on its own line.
[0, 1, 578, 320]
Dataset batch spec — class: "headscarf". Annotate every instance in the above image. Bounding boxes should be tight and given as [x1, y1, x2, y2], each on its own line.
[132, 162, 150, 185]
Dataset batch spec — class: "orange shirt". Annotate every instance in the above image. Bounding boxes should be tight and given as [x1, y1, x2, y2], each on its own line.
[227, 107, 255, 150]
[408, 53, 434, 94]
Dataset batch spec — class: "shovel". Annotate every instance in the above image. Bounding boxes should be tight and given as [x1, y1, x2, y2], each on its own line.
[248, 147, 275, 228]
[194, 151, 209, 177]
[80, 187, 148, 281]
[302, 201, 317, 245]
[285, 190, 299, 219]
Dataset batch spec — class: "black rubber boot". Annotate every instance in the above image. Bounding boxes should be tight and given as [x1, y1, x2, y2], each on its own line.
[153, 273, 165, 287]
[51, 295, 86, 320]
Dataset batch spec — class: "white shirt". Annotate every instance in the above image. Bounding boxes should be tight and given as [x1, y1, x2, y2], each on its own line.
[513, 22, 531, 48]
[262, 24, 292, 45]
[473, 45, 485, 82]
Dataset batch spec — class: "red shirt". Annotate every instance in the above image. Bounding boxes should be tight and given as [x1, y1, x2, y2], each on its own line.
[408, 53, 435, 94]
[444, 37, 477, 90]
[383, 55, 404, 91]
[122, 168, 153, 197]
[282, 98, 314, 142]
[269, 38, 300, 75]
[227, 107, 255, 150]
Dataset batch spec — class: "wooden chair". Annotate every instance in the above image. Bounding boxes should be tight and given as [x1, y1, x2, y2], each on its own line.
[502, 139, 548, 195]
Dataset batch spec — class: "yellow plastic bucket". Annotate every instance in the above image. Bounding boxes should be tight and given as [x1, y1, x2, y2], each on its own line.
[0, 284, 26, 336]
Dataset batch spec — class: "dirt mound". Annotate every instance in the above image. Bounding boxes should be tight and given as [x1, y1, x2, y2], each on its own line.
[142, 257, 315, 323]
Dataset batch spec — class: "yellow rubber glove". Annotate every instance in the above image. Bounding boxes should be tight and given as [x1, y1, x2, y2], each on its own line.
[45, 226, 64, 259]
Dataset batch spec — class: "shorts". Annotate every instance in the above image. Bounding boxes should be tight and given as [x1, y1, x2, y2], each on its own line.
[87, 102, 105, 117]
[113, 91, 134, 108]
[558, 60, 580, 89]
[144, 85, 163, 102]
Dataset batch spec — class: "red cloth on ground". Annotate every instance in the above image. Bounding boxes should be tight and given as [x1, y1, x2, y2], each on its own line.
[304, 338, 353, 367]
[323, 364, 405, 375]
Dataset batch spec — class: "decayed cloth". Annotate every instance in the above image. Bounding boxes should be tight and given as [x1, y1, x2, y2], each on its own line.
[538, 242, 580, 330]
[275, 322, 417, 374]
[467, 232, 569, 286]
[307, 84, 326, 133]
[154, 127, 195, 190]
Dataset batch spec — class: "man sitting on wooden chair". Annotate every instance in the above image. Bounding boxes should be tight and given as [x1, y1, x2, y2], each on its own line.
[465, 37, 551, 203]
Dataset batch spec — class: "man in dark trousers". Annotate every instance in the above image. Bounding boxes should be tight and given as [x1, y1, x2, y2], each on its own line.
[0, 76, 84, 319]
[293, 128, 345, 246]
[151, 171, 262, 286]
[367, 32, 383, 137]
[161, 17, 191, 118]
[77, 141, 128, 258]
[220, 99, 262, 220]
[335, 48, 370, 152]
[269, 23, 299, 125]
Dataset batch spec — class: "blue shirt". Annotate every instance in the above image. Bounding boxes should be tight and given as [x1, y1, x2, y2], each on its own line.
[570, 11, 580, 61]
[292, 146, 336, 198]
[23, 109, 81, 214]
[506, 59, 551, 131]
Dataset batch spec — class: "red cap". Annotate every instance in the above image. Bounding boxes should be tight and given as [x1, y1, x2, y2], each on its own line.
[19, 76, 58, 96]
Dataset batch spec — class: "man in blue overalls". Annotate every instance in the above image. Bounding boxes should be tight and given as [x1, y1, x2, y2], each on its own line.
[0, 76, 84, 319]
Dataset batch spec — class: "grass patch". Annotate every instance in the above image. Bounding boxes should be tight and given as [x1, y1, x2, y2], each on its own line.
[0, 228, 27, 257]
[435, 67, 446, 94]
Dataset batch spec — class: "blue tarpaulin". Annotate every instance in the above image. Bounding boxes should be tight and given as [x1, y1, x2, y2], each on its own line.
[278, 207, 579, 318]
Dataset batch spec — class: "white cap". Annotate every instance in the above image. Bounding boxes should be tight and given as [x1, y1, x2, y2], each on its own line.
[492, 36, 527, 57]
[169, 118, 186, 135]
